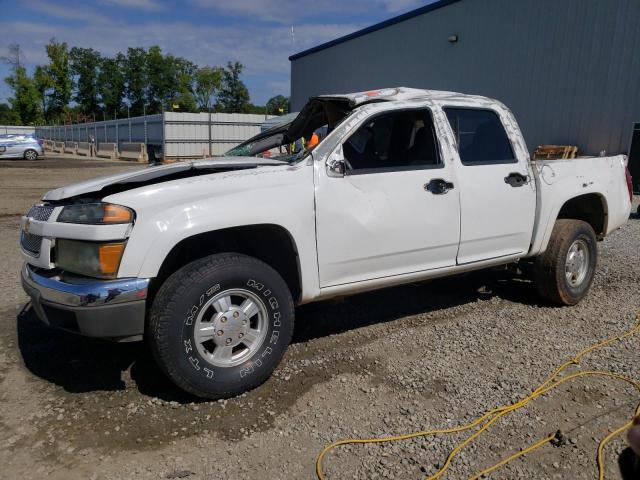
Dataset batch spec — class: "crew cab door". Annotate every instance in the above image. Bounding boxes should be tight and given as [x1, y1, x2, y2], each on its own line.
[442, 106, 536, 264]
[315, 106, 461, 287]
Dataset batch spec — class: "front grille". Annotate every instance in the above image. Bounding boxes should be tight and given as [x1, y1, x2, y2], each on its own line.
[21, 232, 43, 256]
[26, 204, 55, 222]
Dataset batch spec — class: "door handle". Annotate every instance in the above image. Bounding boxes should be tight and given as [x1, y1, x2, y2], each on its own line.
[425, 178, 454, 194]
[504, 172, 529, 187]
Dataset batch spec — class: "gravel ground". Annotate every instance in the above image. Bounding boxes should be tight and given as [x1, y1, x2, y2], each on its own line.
[0, 157, 638, 480]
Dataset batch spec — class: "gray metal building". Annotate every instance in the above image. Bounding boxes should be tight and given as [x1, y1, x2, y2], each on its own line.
[290, 0, 640, 156]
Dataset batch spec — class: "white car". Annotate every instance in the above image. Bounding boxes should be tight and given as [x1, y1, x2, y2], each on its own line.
[0, 134, 44, 160]
[20, 87, 633, 398]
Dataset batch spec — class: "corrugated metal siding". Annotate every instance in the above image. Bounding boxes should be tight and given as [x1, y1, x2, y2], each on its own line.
[0, 125, 35, 135]
[163, 112, 270, 158]
[36, 115, 164, 144]
[290, 0, 640, 155]
[36, 113, 274, 159]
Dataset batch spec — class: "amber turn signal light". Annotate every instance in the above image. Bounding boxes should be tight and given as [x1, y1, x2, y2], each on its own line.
[98, 243, 126, 275]
[103, 204, 134, 223]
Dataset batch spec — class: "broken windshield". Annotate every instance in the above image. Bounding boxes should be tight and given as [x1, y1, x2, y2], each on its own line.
[225, 124, 309, 162]
[225, 98, 353, 163]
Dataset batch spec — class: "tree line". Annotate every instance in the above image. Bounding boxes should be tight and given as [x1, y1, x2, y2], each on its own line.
[1, 40, 290, 126]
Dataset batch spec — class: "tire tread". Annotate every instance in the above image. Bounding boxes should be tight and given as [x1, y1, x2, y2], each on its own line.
[148, 253, 294, 398]
[533, 219, 597, 306]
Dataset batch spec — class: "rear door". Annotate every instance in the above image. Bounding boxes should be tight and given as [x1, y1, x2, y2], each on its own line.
[443, 106, 536, 264]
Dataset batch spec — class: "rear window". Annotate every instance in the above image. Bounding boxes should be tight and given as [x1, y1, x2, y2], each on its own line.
[444, 108, 515, 165]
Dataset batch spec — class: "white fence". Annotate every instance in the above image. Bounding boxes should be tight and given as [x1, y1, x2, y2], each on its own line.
[0, 125, 35, 136]
[35, 112, 274, 161]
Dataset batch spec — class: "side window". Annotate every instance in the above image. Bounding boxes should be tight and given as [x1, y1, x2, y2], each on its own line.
[444, 108, 516, 165]
[343, 109, 441, 173]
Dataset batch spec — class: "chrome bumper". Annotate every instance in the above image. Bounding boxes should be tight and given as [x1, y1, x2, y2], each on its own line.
[21, 263, 150, 340]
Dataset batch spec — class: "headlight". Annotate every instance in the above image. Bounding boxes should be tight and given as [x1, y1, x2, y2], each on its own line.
[57, 203, 134, 224]
[56, 239, 126, 279]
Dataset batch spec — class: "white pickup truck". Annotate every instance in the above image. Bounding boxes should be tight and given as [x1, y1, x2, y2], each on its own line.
[20, 88, 633, 399]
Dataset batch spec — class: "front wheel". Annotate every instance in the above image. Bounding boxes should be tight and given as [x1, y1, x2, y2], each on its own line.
[148, 253, 295, 399]
[533, 219, 598, 306]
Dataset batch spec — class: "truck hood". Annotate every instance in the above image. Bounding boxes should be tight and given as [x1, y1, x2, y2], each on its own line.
[42, 157, 287, 201]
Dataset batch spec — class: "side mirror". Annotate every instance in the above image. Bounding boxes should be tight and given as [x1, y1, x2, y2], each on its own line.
[326, 144, 346, 178]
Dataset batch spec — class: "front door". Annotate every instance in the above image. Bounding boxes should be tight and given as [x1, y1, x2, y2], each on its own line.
[315, 107, 461, 287]
[443, 107, 536, 264]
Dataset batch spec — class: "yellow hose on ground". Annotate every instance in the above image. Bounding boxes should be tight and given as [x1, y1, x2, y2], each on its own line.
[315, 315, 640, 480]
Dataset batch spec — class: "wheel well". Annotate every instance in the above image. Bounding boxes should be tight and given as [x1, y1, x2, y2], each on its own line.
[557, 193, 607, 237]
[151, 224, 302, 303]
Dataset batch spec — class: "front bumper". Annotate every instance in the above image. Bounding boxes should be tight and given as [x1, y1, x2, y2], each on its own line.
[21, 263, 150, 341]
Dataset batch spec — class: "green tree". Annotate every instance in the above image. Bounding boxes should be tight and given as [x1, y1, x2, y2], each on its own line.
[1, 41, 269, 121]
[216, 61, 250, 113]
[144, 47, 197, 113]
[70, 47, 102, 115]
[0, 103, 21, 125]
[194, 66, 222, 111]
[98, 53, 126, 117]
[124, 47, 147, 116]
[144, 45, 167, 113]
[44, 39, 72, 120]
[246, 104, 266, 114]
[4, 66, 42, 124]
[33, 65, 53, 120]
[0, 44, 24, 69]
[0, 43, 38, 125]
[168, 56, 197, 112]
[266, 95, 289, 115]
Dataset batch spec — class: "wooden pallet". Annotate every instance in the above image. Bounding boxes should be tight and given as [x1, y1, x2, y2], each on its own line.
[534, 144, 578, 160]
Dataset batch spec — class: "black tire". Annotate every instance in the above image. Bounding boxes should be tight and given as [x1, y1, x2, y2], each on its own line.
[24, 149, 38, 160]
[148, 253, 295, 399]
[533, 219, 598, 306]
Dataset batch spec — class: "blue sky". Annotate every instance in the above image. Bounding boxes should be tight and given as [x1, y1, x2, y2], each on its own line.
[0, 0, 431, 106]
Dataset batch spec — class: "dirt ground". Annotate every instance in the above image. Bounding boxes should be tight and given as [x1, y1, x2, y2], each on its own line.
[0, 156, 639, 480]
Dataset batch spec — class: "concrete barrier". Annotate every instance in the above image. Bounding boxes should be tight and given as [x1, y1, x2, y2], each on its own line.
[96, 142, 118, 159]
[76, 142, 94, 157]
[43, 140, 54, 151]
[118, 142, 148, 163]
[53, 141, 65, 153]
[64, 141, 77, 154]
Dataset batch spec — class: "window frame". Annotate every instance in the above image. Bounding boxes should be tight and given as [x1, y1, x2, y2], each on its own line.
[340, 107, 445, 176]
[442, 106, 518, 166]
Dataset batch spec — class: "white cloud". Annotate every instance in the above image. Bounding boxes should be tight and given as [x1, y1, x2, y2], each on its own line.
[1, 0, 431, 104]
[193, 0, 429, 24]
[382, 0, 426, 13]
[21, 0, 109, 23]
[100, 0, 165, 11]
[0, 19, 362, 71]
[0, 19, 363, 103]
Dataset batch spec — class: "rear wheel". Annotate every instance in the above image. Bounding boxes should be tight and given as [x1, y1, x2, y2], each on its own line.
[24, 149, 38, 160]
[148, 253, 295, 399]
[533, 219, 597, 305]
